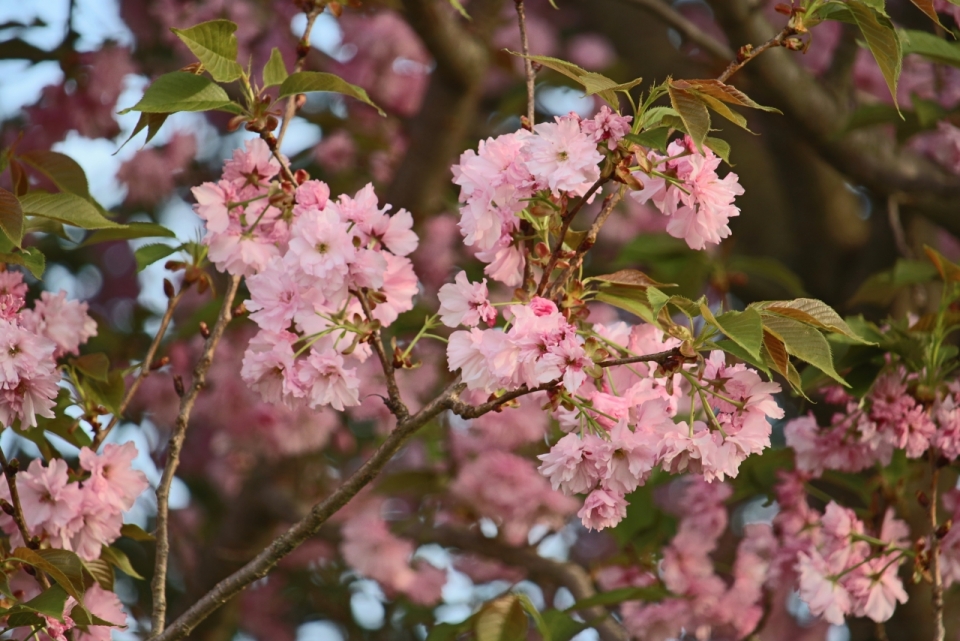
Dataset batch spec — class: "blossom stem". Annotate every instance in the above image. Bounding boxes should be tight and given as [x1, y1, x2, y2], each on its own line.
[0, 449, 48, 589]
[354, 289, 410, 422]
[151, 274, 241, 637]
[595, 347, 681, 369]
[276, 3, 324, 149]
[717, 25, 797, 84]
[401, 315, 439, 360]
[930, 457, 945, 641]
[94, 286, 186, 449]
[514, 0, 536, 127]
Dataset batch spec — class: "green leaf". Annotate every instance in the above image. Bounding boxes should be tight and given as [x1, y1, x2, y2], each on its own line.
[18, 151, 90, 199]
[116, 112, 170, 152]
[905, 0, 947, 27]
[69, 601, 120, 627]
[426, 622, 471, 641]
[10, 584, 69, 622]
[121, 523, 156, 541]
[596, 290, 660, 327]
[262, 47, 288, 88]
[20, 192, 124, 229]
[849, 259, 938, 306]
[475, 596, 528, 641]
[35, 388, 90, 449]
[753, 298, 873, 343]
[539, 610, 587, 641]
[0, 187, 24, 246]
[590, 269, 676, 289]
[447, 0, 472, 20]
[517, 594, 550, 641]
[81, 558, 114, 591]
[12, 547, 85, 600]
[171, 20, 243, 82]
[761, 313, 847, 385]
[72, 353, 110, 382]
[640, 106, 678, 128]
[84, 369, 125, 415]
[278, 71, 385, 116]
[566, 586, 668, 611]
[120, 72, 235, 114]
[0, 247, 45, 278]
[704, 136, 731, 164]
[507, 53, 623, 108]
[667, 84, 710, 151]
[136, 243, 181, 272]
[708, 339, 771, 376]
[694, 93, 750, 131]
[901, 29, 960, 67]
[0, 571, 11, 598]
[101, 545, 145, 580]
[82, 222, 176, 245]
[849, 0, 902, 110]
[700, 304, 763, 360]
[674, 79, 780, 112]
[625, 128, 670, 152]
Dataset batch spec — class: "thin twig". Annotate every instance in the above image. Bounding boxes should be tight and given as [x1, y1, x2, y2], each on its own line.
[0, 449, 49, 589]
[515, 0, 536, 126]
[355, 289, 410, 422]
[619, 0, 734, 61]
[276, 4, 324, 149]
[150, 275, 241, 637]
[887, 194, 913, 259]
[930, 455, 945, 641]
[717, 26, 796, 84]
[93, 288, 185, 449]
[596, 348, 682, 369]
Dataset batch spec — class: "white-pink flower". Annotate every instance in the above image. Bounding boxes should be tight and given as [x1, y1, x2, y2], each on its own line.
[578, 488, 628, 530]
[298, 350, 360, 411]
[524, 114, 603, 196]
[19, 291, 97, 358]
[537, 433, 598, 494]
[438, 271, 497, 328]
[78, 442, 149, 512]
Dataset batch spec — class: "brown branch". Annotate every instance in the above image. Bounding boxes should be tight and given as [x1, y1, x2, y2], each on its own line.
[618, 0, 734, 61]
[716, 25, 794, 83]
[93, 287, 185, 449]
[276, 4, 323, 148]
[515, 0, 536, 125]
[709, 0, 960, 238]
[355, 289, 410, 423]
[150, 274, 241, 637]
[412, 525, 628, 641]
[450, 381, 558, 419]
[930, 456, 945, 641]
[596, 348, 682, 368]
[150, 370, 573, 641]
[386, 0, 496, 216]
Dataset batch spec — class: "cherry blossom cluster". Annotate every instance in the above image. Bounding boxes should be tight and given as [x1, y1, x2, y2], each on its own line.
[611, 479, 775, 640]
[339, 498, 446, 605]
[192, 139, 419, 412]
[0, 443, 149, 561]
[536, 339, 782, 531]
[0, 270, 97, 429]
[785, 367, 946, 475]
[631, 136, 744, 251]
[450, 108, 627, 287]
[8, 581, 125, 641]
[773, 473, 910, 624]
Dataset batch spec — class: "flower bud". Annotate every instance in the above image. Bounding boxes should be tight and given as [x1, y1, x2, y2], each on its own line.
[937, 519, 952, 539]
[173, 374, 185, 397]
[0, 499, 15, 516]
[295, 94, 307, 110]
[199, 321, 211, 339]
[163, 279, 175, 299]
[917, 490, 930, 508]
[294, 169, 310, 185]
[227, 115, 246, 132]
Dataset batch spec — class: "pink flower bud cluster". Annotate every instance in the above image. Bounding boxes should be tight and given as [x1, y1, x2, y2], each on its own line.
[631, 136, 744, 251]
[537, 343, 782, 531]
[0, 443, 149, 560]
[0, 271, 97, 428]
[785, 367, 940, 476]
[193, 140, 420, 412]
[618, 479, 775, 640]
[451, 110, 628, 287]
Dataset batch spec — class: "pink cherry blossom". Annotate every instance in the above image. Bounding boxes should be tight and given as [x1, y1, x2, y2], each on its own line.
[537, 432, 598, 494]
[578, 487, 628, 530]
[580, 105, 632, 150]
[437, 271, 497, 328]
[19, 291, 97, 358]
[298, 350, 361, 411]
[524, 114, 603, 196]
[78, 442, 149, 512]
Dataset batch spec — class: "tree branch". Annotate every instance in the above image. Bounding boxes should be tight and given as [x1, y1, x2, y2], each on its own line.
[930, 457, 945, 641]
[93, 287, 185, 449]
[618, 0, 734, 61]
[515, 0, 536, 126]
[276, 3, 323, 149]
[355, 289, 410, 423]
[150, 274, 241, 637]
[386, 0, 498, 216]
[596, 347, 682, 368]
[414, 525, 629, 641]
